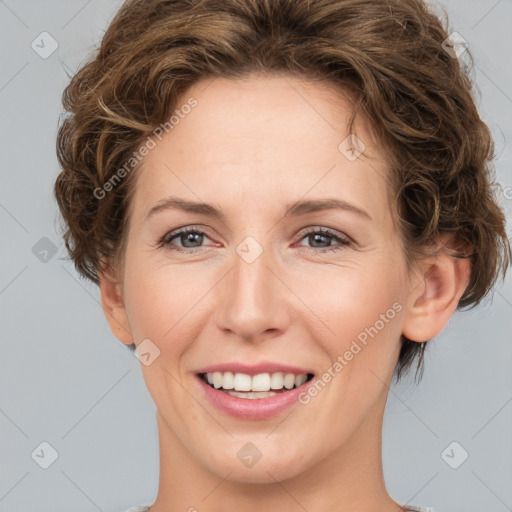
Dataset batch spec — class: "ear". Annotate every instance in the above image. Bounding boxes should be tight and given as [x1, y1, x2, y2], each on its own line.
[98, 264, 134, 345]
[402, 234, 471, 343]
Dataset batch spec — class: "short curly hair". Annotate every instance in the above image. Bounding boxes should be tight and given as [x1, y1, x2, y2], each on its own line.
[54, 0, 510, 381]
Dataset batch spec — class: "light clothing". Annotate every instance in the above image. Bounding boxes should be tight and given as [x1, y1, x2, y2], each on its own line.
[123, 505, 436, 511]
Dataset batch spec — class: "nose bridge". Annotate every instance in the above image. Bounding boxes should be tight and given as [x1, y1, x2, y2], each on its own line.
[215, 237, 288, 341]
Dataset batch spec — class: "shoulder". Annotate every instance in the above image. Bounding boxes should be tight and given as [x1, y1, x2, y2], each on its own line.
[123, 506, 151, 512]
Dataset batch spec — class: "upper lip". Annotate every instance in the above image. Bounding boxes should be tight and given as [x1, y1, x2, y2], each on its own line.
[195, 362, 315, 376]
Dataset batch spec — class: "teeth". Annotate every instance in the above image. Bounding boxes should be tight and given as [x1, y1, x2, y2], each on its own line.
[270, 372, 284, 389]
[221, 371, 234, 389]
[203, 371, 310, 392]
[283, 373, 295, 389]
[233, 373, 252, 391]
[212, 372, 223, 389]
[295, 374, 307, 387]
[226, 391, 278, 399]
[252, 373, 271, 391]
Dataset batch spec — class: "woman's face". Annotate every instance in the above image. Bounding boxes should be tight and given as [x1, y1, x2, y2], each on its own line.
[113, 74, 418, 482]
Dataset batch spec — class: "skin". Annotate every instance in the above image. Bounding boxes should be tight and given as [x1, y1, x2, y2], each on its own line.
[99, 73, 470, 512]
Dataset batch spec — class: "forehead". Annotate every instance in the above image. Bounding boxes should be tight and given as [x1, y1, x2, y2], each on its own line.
[128, 74, 393, 224]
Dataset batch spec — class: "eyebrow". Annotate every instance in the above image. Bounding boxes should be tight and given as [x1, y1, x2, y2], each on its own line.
[145, 196, 372, 221]
[285, 198, 372, 220]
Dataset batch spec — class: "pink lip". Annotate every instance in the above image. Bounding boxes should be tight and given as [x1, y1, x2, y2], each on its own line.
[195, 362, 314, 376]
[195, 372, 316, 421]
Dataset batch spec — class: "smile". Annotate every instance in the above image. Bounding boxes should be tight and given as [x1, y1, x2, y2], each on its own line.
[200, 371, 314, 398]
[196, 370, 316, 420]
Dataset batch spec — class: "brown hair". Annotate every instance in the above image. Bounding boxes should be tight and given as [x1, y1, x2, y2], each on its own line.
[54, 0, 510, 381]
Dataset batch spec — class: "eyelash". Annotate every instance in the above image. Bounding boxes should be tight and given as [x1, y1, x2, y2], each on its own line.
[157, 226, 352, 254]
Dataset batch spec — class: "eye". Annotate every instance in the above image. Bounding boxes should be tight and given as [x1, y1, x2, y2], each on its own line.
[159, 227, 216, 253]
[157, 226, 352, 254]
[295, 227, 351, 253]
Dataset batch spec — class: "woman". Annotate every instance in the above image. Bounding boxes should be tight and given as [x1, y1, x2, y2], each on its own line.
[54, 0, 510, 511]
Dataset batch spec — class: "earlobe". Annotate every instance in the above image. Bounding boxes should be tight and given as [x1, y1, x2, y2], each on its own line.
[402, 236, 471, 343]
[98, 268, 134, 345]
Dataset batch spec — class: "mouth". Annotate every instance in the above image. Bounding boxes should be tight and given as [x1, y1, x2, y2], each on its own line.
[198, 371, 315, 399]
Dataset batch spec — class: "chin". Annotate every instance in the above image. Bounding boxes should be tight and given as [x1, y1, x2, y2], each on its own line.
[200, 444, 314, 484]
[220, 462, 305, 485]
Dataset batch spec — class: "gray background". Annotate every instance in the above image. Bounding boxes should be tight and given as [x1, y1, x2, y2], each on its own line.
[0, 0, 511, 511]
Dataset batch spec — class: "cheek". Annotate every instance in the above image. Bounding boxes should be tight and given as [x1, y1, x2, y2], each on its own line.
[300, 262, 403, 339]
[304, 273, 404, 434]
[122, 256, 202, 345]
[297, 261, 406, 394]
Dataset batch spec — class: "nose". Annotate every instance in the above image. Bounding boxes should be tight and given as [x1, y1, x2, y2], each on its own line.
[214, 239, 291, 343]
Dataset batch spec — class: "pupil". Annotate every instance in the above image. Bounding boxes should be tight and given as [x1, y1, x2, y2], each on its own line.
[311, 233, 328, 247]
[183, 233, 202, 247]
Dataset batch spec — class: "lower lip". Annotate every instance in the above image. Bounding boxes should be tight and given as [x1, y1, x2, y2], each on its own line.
[196, 375, 314, 420]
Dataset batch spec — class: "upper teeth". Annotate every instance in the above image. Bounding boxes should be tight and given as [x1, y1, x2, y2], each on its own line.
[205, 372, 308, 391]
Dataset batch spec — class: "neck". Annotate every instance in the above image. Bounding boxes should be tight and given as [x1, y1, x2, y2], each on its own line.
[148, 386, 402, 512]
